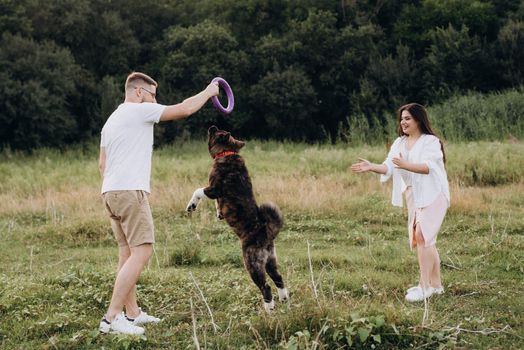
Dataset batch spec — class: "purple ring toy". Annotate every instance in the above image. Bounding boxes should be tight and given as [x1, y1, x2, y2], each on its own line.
[211, 77, 234, 114]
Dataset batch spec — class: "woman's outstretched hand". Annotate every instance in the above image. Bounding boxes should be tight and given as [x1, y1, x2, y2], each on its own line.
[351, 158, 372, 173]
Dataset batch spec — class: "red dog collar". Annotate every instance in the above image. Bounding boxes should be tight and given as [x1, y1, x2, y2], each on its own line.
[213, 151, 238, 159]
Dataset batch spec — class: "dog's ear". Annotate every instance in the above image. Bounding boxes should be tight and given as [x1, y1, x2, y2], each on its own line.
[208, 125, 218, 135]
[217, 132, 230, 143]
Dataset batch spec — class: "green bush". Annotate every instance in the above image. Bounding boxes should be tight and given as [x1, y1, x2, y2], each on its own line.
[342, 88, 524, 145]
[429, 88, 524, 142]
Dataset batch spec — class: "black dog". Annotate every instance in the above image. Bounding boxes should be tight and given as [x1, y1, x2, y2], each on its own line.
[186, 126, 289, 313]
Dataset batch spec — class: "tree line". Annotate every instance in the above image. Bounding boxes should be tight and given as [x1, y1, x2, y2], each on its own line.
[1, 0, 523, 150]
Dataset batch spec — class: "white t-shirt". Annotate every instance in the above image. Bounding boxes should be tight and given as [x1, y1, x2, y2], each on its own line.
[100, 102, 165, 194]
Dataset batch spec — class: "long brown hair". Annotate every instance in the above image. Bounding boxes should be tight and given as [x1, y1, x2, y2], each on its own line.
[397, 103, 446, 163]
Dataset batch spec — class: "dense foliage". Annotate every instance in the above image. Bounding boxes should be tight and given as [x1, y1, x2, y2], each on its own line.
[1, 0, 524, 149]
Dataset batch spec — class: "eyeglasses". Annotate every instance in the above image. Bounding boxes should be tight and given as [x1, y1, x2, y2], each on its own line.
[133, 86, 156, 99]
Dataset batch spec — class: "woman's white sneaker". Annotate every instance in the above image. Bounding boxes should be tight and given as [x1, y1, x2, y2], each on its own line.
[407, 285, 444, 295]
[432, 286, 445, 295]
[126, 308, 161, 326]
[406, 285, 421, 294]
[99, 313, 145, 335]
[405, 286, 434, 302]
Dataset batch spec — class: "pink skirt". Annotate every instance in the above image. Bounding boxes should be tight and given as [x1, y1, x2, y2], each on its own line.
[405, 187, 448, 249]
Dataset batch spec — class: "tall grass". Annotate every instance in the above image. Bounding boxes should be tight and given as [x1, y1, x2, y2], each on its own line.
[341, 87, 524, 145]
[430, 88, 524, 142]
[1, 141, 522, 219]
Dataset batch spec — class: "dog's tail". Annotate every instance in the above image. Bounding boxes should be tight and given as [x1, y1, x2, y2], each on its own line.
[259, 202, 283, 239]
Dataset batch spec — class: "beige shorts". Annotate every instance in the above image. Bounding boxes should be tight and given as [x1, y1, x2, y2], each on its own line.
[102, 190, 154, 247]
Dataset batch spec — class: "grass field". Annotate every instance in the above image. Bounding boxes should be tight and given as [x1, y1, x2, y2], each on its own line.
[0, 140, 523, 349]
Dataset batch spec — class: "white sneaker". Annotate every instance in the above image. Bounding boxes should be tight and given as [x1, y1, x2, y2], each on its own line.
[432, 286, 445, 295]
[99, 312, 145, 335]
[405, 287, 434, 302]
[407, 285, 421, 294]
[126, 308, 161, 326]
[407, 285, 444, 295]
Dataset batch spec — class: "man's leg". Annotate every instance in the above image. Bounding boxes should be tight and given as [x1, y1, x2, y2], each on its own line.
[116, 244, 141, 318]
[106, 243, 153, 321]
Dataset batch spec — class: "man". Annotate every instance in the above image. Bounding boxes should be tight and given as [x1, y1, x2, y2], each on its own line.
[98, 72, 219, 335]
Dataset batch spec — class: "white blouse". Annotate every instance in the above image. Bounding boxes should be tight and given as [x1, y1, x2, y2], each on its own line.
[380, 134, 450, 208]
[399, 142, 413, 187]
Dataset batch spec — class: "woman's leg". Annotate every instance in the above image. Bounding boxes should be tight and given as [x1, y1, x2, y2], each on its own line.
[415, 223, 435, 290]
[429, 246, 442, 288]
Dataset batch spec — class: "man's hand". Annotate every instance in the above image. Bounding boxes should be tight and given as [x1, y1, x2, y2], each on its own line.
[99, 147, 106, 178]
[205, 82, 219, 98]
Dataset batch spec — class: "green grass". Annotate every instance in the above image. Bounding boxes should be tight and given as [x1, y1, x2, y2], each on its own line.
[0, 140, 523, 349]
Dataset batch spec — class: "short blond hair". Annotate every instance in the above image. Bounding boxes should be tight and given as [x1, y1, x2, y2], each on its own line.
[125, 72, 158, 92]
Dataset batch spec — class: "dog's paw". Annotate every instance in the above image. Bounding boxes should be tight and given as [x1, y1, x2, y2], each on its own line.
[278, 287, 289, 302]
[214, 201, 223, 220]
[186, 188, 206, 212]
[186, 201, 198, 212]
[263, 300, 275, 314]
[186, 200, 199, 212]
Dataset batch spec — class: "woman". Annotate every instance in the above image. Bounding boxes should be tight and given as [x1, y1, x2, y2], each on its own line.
[351, 103, 450, 302]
